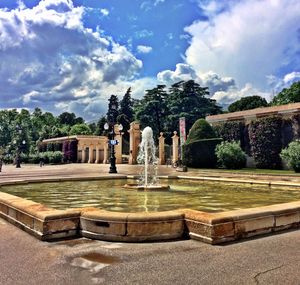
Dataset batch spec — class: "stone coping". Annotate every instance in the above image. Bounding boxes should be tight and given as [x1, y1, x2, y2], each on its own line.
[1, 175, 300, 243]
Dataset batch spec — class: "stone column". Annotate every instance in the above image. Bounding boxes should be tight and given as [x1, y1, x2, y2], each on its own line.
[128, 122, 140, 165]
[81, 145, 86, 163]
[88, 144, 94, 163]
[77, 146, 81, 163]
[172, 131, 179, 164]
[115, 125, 123, 164]
[103, 141, 108, 164]
[95, 145, 100, 163]
[158, 132, 165, 165]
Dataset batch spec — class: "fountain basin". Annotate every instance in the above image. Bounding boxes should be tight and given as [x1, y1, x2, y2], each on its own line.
[123, 183, 170, 191]
[1, 176, 300, 244]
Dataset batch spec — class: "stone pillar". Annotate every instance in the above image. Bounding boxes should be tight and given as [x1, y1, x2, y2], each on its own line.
[81, 145, 86, 163]
[172, 131, 179, 164]
[158, 132, 165, 165]
[95, 145, 100, 164]
[88, 144, 94, 163]
[103, 141, 108, 164]
[128, 122, 140, 165]
[115, 125, 123, 164]
[77, 146, 81, 163]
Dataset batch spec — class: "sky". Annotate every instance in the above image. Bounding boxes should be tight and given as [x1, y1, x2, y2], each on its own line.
[0, 0, 300, 121]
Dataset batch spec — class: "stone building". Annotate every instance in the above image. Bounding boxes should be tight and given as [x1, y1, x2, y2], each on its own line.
[206, 102, 300, 126]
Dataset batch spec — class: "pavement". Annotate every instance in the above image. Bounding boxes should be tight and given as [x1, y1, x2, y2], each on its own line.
[1, 163, 300, 284]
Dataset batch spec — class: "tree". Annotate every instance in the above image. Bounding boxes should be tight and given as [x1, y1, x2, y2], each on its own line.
[166, 80, 222, 136]
[135, 85, 168, 140]
[94, 116, 107, 136]
[58, 112, 77, 126]
[106, 95, 119, 123]
[271, 81, 300, 106]
[228, 95, 268, 112]
[69, 124, 92, 135]
[118, 87, 134, 138]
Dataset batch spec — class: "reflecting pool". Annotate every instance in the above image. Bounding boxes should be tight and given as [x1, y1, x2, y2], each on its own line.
[2, 179, 300, 212]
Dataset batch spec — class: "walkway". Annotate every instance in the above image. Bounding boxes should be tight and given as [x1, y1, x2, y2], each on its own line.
[1, 163, 300, 284]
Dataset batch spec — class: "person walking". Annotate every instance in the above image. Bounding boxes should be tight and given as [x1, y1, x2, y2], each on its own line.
[0, 158, 3, 172]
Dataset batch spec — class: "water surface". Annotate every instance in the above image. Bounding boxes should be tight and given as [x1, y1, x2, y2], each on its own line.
[2, 179, 300, 212]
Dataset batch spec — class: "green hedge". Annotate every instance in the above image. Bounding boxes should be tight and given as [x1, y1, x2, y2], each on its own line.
[249, 116, 282, 169]
[183, 138, 222, 168]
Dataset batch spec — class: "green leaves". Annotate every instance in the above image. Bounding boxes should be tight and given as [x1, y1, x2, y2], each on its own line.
[280, 140, 300, 172]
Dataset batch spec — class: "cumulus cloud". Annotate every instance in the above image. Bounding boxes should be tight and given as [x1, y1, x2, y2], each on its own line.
[157, 63, 236, 97]
[212, 83, 270, 108]
[100, 8, 109, 16]
[0, 0, 142, 120]
[137, 45, 153, 54]
[185, 0, 300, 89]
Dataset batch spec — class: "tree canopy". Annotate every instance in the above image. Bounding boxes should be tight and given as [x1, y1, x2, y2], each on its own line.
[228, 95, 268, 112]
[271, 81, 300, 106]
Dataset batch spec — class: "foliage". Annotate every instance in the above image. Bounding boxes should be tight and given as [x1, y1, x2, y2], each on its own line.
[183, 138, 222, 168]
[228, 96, 268, 112]
[248, 116, 283, 169]
[166, 80, 222, 137]
[69, 140, 78, 163]
[107, 95, 119, 123]
[94, 116, 107, 136]
[185, 119, 216, 144]
[69, 123, 92, 135]
[291, 114, 300, 139]
[58, 112, 83, 126]
[280, 140, 300, 172]
[271, 81, 300, 105]
[118, 87, 134, 139]
[213, 121, 251, 154]
[135, 85, 168, 141]
[215, 141, 246, 169]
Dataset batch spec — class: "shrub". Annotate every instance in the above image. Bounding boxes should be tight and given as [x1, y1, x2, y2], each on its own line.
[28, 153, 41, 164]
[280, 140, 300, 172]
[248, 116, 282, 169]
[48, 151, 63, 164]
[183, 138, 222, 168]
[215, 141, 246, 169]
[186, 119, 216, 144]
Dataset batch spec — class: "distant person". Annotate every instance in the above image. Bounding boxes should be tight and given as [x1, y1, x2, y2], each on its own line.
[0, 159, 3, 172]
[39, 158, 44, 167]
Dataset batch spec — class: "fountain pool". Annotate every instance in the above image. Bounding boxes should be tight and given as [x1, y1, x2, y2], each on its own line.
[2, 178, 300, 212]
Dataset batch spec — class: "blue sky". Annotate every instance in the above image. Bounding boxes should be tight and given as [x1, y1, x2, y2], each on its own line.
[0, 0, 299, 120]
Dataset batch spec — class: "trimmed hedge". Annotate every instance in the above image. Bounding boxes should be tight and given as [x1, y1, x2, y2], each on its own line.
[248, 116, 282, 169]
[186, 119, 216, 144]
[183, 138, 222, 168]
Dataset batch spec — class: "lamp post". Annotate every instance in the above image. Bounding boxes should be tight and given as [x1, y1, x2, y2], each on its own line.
[104, 120, 123, 174]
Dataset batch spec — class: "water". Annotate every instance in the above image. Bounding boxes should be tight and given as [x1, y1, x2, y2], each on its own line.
[137, 126, 159, 187]
[2, 179, 300, 213]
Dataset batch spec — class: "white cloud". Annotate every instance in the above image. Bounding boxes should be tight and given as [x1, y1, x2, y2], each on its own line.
[157, 63, 236, 97]
[154, 0, 165, 6]
[212, 83, 270, 108]
[0, 0, 142, 120]
[137, 45, 153, 54]
[185, 0, 300, 89]
[100, 8, 109, 16]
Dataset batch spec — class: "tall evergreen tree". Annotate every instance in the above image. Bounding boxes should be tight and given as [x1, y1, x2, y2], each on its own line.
[135, 85, 168, 140]
[106, 95, 119, 124]
[94, 115, 107, 136]
[166, 80, 222, 135]
[118, 87, 134, 138]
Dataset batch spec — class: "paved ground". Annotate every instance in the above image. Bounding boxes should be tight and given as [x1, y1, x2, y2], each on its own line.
[1, 163, 300, 284]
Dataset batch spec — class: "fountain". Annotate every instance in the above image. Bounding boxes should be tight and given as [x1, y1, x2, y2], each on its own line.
[124, 126, 170, 191]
